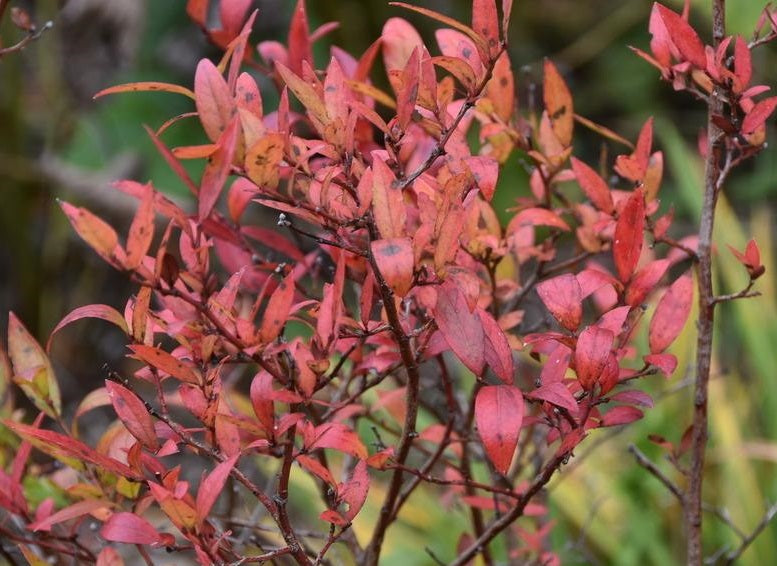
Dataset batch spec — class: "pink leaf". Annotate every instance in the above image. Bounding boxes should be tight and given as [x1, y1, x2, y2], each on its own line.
[199, 116, 239, 221]
[570, 157, 614, 214]
[625, 259, 670, 306]
[196, 454, 239, 523]
[477, 309, 514, 383]
[125, 183, 155, 270]
[574, 326, 614, 390]
[649, 273, 693, 353]
[742, 96, 777, 135]
[600, 406, 644, 427]
[644, 352, 678, 377]
[341, 460, 370, 521]
[472, 0, 499, 58]
[610, 390, 654, 408]
[514, 207, 570, 231]
[259, 272, 296, 343]
[309, 423, 367, 459]
[475, 385, 524, 474]
[536, 274, 582, 331]
[734, 36, 752, 91]
[527, 382, 578, 414]
[382, 17, 424, 72]
[371, 238, 414, 297]
[47, 304, 128, 351]
[433, 280, 485, 375]
[287, 0, 313, 75]
[105, 381, 159, 450]
[194, 59, 236, 142]
[128, 345, 201, 385]
[100, 512, 162, 545]
[30, 499, 113, 532]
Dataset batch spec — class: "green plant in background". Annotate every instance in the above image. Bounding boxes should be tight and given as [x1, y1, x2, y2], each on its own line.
[0, 1, 776, 565]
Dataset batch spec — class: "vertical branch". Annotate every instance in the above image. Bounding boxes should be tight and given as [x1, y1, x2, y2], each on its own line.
[686, 1, 726, 564]
[361, 229, 422, 566]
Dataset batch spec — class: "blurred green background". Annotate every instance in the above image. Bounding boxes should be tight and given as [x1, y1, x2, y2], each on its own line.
[1, 0, 776, 564]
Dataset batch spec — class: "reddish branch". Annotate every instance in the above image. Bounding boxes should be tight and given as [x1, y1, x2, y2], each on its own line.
[449, 453, 569, 566]
[685, 1, 725, 564]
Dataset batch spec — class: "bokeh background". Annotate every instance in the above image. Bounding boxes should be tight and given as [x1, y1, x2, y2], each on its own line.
[1, 0, 776, 564]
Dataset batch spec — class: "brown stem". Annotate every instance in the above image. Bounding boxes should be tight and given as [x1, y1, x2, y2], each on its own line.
[686, 2, 725, 564]
[275, 425, 314, 566]
[449, 453, 568, 566]
[361, 224, 423, 566]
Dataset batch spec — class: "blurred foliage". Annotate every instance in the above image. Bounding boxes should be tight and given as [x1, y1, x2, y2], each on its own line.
[1, 0, 776, 564]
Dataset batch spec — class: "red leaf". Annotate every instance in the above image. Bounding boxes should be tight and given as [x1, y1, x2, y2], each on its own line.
[435, 29, 483, 78]
[100, 512, 163, 545]
[595, 305, 631, 335]
[433, 279, 485, 375]
[742, 96, 777, 135]
[389, 2, 489, 64]
[536, 274, 582, 331]
[298, 454, 336, 486]
[527, 382, 578, 414]
[196, 454, 239, 523]
[577, 268, 619, 299]
[235, 73, 263, 118]
[600, 406, 644, 427]
[125, 183, 155, 269]
[654, 3, 707, 68]
[30, 499, 112, 532]
[371, 238, 414, 297]
[397, 47, 420, 129]
[144, 126, 199, 197]
[47, 305, 127, 351]
[194, 59, 236, 142]
[4, 421, 142, 480]
[287, 0, 313, 75]
[371, 159, 406, 238]
[96, 547, 124, 566]
[259, 272, 296, 342]
[615, 119, 653, 182]
[734, 36, 752, 91]
[610, 390, 654, 408]
[574, 326, 614, 390]
[128, 345, 201, 385]
[276, 63, 329, 127]
[477, 309, 514, 383]
[570, 157, 614, 214]
[340, 460, 370, 521]
[308, 423, 367, 459]
[513, 207, 570, 231]
[540, 344, 571, 385]
[199, 117, 239, 221]
[644, 353, 678, 376]
[649, 273, 693, 353]
[625, 259, 670, 306]
[249, 371, 275, 436]
[466, 156, 499, 201]
[472, 0, 500, 58]
[613, 188, 646, 282]
[381, 17, 424, 72]
[105, 381, 158, 450]
[475, 385, 524, 474]
[744, 239, 762, 269]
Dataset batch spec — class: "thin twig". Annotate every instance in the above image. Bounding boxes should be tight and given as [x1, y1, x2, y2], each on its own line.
[721, 501, 777, 565]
